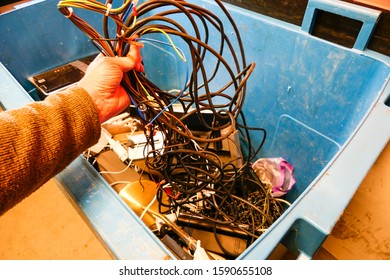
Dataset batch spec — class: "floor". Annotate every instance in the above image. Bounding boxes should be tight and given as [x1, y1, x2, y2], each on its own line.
[0, 179, 111, 260]
[0, 141, 389, 260]
[318, 141, 390, 260]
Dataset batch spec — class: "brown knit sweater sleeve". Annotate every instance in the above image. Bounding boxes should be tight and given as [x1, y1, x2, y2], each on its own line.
[0, 86, 101, 215]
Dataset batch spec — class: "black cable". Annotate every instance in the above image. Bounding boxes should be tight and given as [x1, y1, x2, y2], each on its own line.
[58, 0, 289, 255]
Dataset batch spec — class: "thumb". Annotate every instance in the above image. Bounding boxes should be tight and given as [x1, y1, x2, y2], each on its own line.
[127, 42, 144, 72]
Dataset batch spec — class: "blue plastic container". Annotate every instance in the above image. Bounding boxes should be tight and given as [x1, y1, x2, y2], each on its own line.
[1, 0, 389, 259]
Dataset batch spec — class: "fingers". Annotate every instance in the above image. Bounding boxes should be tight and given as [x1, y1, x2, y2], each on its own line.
[88, 34, 144, 73]
[107, 43, 144, 73]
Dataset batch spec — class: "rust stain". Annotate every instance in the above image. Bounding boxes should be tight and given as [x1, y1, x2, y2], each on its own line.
[331, 216, 359, 240]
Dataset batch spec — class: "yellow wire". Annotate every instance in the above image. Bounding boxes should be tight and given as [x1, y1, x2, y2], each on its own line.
[141, 27, 186, 62]
[58, 0, 132, 14]
[132, 15, 137, 28]
[133, 70, 151, 98]
[58, 0, 105, 10]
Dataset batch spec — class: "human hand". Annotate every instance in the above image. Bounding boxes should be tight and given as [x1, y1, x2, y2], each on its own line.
[78, 43, 144, 123]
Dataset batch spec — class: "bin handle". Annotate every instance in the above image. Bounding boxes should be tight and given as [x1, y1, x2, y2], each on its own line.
[301, 0, 381, 51]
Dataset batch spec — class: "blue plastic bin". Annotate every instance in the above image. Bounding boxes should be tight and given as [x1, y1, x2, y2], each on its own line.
[0, 0, 389, 259]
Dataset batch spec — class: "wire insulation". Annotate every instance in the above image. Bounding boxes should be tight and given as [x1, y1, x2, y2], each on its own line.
[58, 0, 286, 257]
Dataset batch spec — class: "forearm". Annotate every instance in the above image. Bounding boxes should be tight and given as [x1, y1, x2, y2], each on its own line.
[0, 87, 101, 215]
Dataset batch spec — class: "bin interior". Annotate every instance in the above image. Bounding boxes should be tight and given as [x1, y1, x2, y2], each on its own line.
[139, 1, 389, 203]
[1, 0, 389, 259]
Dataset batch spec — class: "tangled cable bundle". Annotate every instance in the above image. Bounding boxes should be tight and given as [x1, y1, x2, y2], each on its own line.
[58, 0, 288, 247]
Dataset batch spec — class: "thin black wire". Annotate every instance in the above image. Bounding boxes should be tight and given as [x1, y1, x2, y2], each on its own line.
[59, 0, 288, 257]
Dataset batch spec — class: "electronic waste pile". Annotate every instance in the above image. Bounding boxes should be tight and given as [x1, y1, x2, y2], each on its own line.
[58, 0, 293, 259]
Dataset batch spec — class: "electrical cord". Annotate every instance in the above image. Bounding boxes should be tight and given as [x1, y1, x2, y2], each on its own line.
[58, 0, 287, 257]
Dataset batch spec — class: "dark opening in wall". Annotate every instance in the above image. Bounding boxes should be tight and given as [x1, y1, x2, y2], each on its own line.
[223, 0, 390, 56]
[311, 10, 363, 48]
[222, 0, 309, 26]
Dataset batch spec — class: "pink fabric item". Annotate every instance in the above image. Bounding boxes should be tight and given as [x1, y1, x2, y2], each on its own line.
[252, 157, 295, 197]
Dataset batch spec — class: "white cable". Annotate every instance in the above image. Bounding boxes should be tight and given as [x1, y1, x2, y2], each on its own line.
[140, 194, 157, 220]
[110, 181, 132, 186]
